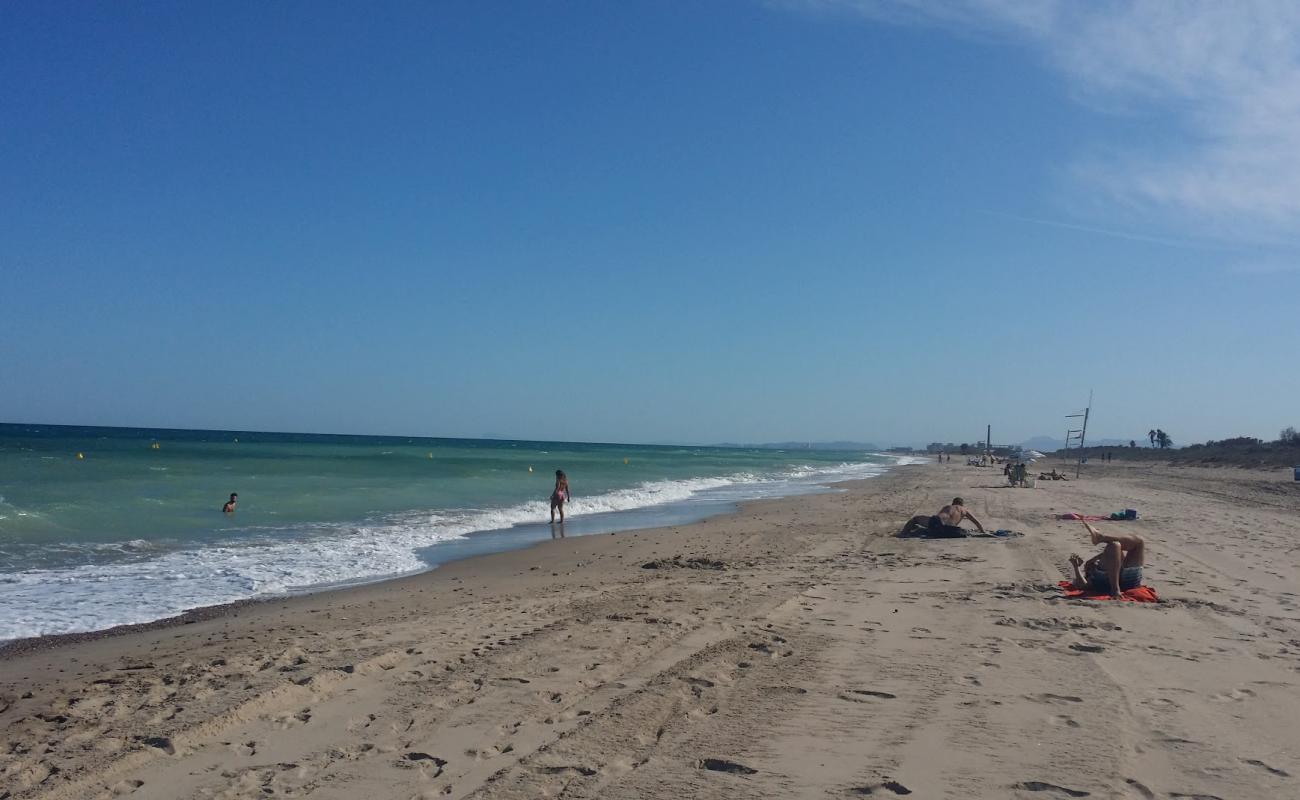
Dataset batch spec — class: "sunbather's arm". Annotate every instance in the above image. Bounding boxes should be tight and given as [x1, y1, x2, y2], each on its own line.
[1068, 554, 1088, 589]
[963, 510, 985, 533]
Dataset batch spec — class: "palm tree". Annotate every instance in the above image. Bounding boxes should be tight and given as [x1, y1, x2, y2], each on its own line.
[1156, 430, 1172, 449]
[1148, 429, 1157, 447]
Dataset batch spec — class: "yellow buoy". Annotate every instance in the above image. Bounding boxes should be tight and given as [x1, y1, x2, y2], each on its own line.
[624, 457, 629, 464]
[151, 442, 160, 450]
[76, 452, 84, 460]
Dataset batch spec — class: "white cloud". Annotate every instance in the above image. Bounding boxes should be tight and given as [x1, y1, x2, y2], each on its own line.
[781, 1, 1300, 239]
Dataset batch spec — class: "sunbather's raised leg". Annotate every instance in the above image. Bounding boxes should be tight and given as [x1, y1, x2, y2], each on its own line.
[1100, 541, 1124, 598]
[1083, 522, 1145, 566]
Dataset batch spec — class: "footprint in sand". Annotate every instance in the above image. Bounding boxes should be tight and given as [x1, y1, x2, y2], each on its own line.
[402, 752, 448, 778]
[1026, 693, 1083, 705]
[1242, 758, 1291, 777]
[269, 708, 312, 728]
[536, 764, 598, 777]
[135, 736, 175, 755]
[695, 758, 756, 775]
[839, 689, 897, 703]
[346, 714, 377, 733]
[1210, 688, 1255, 703]
[851, 778, 912, 795]
[1140, 697, 1182, 712]
[107, 778, 145, 795]
[227, 740, 260, 756]
[1012, 780, 1090, 796]
[852, 780, 915, 796]
[1152, 730, 1199, 746]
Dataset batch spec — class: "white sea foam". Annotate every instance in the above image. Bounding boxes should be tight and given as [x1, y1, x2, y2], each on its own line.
[0, 458, 896, 641]
[890, 454, 934, 465]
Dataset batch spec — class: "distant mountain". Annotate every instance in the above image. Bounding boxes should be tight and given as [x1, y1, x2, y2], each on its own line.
[1021, 436, 1067, 452]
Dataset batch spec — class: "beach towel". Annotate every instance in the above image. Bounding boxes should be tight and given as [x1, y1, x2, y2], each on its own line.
[1056, 513, 1135, 521]
[1057, 580, 1159, 603]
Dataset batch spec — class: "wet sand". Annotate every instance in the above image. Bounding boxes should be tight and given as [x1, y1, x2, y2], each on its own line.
[2, 461, 1298, 799]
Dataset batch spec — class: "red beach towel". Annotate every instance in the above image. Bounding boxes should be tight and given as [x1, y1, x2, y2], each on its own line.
[1058, 580, 1159, 603]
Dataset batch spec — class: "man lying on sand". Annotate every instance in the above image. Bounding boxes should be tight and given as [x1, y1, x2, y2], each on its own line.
[1067, 520, 1144, 598]
[899, 497, 986, 538]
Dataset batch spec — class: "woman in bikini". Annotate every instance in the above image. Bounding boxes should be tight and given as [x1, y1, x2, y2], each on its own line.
[550, 470, 571, 523]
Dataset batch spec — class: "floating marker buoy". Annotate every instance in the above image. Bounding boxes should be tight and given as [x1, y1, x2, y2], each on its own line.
[528, 466, 533, 473]
[427, 452, 433, 459]
[76, 452, 84, 460]
[624, 457, 629, 464]
[234, 438, 238, 443]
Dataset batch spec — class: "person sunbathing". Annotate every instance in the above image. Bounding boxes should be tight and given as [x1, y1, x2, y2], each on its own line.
[1067, 520, 1144, 598]
[899, 497, 986, 538]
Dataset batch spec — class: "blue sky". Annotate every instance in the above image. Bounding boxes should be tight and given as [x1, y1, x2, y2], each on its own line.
[3, 1, 1298, 446]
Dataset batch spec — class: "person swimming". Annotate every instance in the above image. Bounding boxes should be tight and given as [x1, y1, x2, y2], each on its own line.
[550, 470, 570, 523]
[222, 493, 238, 513]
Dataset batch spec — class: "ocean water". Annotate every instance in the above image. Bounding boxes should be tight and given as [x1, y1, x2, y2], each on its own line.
[0, 424, 909, 641]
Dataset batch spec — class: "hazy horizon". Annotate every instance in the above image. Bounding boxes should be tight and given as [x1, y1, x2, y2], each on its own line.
[0, 419, 1230, 453]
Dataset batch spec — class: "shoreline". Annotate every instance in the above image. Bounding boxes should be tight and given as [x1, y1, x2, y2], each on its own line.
[2, 431, 905, 645]
[0, 467, 897, 660]
[3, 461, 1296, 800]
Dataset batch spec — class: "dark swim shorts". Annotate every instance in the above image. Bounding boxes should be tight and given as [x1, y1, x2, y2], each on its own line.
[1088, 565, 1142, 592]
[927, 516, 968, 538]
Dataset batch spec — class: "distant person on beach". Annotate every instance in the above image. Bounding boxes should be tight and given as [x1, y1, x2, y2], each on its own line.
[222, 493, 238, 513]
[550, 470, 570, 523]
[1012, 462, 1028, 487]
[1067, 520, 1145, 598]
[899, 497, 986, 538]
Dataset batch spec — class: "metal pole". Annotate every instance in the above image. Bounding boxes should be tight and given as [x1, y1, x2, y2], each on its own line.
[1075, 392, 1092, 479]
[987, 424, 991, 456]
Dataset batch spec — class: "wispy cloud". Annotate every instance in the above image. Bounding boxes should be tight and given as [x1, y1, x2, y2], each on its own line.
[779, 1, 1300, 242]
[978, 210, 1242, 251]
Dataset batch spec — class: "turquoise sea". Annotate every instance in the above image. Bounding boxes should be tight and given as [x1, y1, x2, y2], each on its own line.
[0, 424, 910, 641]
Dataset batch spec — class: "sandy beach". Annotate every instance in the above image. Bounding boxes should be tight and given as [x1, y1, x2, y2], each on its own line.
[2, 461, 1298, 799]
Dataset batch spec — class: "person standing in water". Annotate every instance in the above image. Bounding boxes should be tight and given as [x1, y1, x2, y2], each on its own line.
[222, 493, 238, 513]
[550, 470, 570, 523]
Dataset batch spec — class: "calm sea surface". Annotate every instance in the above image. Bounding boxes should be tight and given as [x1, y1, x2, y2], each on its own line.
[0, 424, 907, 640]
